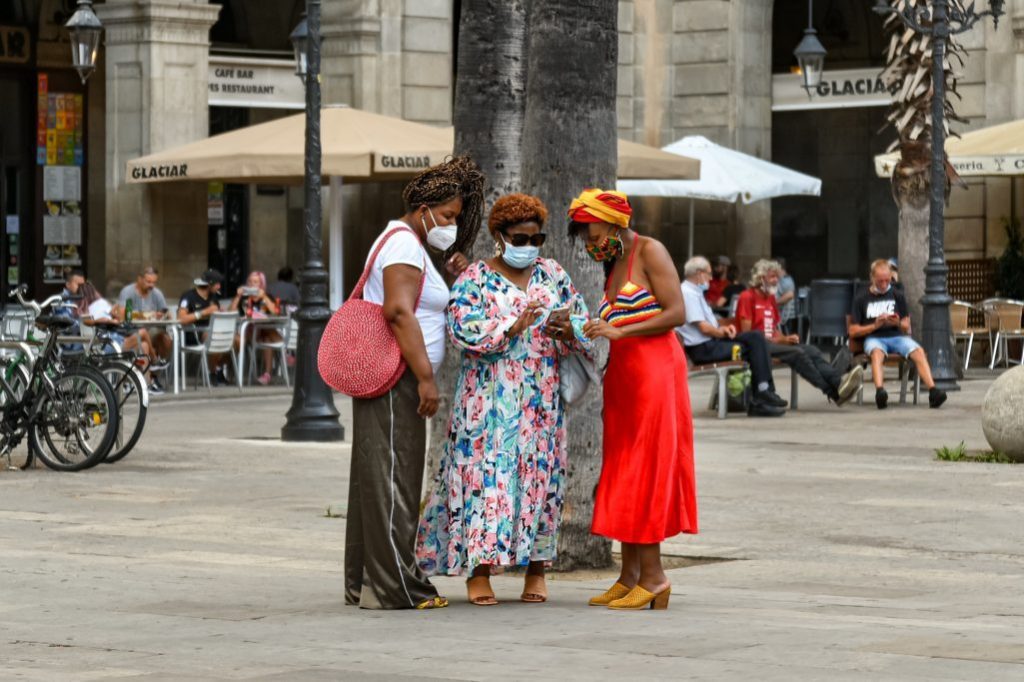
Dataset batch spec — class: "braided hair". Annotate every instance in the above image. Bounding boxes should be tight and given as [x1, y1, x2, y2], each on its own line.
[402, 156, 486, 259]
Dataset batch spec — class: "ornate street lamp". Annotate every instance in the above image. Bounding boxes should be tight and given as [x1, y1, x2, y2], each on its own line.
[289, 12, 309, 78]
[282, 0, 343, 442]
[64, 0, 103, 84]
[872, 0, 1005, 389]
[793, 0, 827, 93]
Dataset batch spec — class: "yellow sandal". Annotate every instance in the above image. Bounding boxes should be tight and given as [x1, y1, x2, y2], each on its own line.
[588, 581, 631, 606]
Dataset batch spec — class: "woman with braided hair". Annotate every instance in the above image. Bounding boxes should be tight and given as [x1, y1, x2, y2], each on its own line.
[345, 156, 484, 610]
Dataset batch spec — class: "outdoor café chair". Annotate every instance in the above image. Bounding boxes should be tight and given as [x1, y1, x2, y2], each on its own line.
[950, 300, 987, 370]
[180, 312, 241, 392]
[986, 299, 1024, 369]
[249, 317, 291, 388]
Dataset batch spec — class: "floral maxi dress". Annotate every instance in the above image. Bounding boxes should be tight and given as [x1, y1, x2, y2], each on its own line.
[416, 258, 591, 576]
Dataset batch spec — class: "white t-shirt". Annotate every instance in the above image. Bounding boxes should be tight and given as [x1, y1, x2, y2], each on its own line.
[362, 220, 449, 372]
[88, 298, 115, 321]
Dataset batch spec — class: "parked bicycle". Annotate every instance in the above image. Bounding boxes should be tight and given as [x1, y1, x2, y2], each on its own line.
[1, 286, 120, 471]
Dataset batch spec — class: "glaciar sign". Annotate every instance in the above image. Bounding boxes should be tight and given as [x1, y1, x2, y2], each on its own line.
[772, 68, 895, 112]
[378, 155, 433, 171]
[131, 164, 188, 180]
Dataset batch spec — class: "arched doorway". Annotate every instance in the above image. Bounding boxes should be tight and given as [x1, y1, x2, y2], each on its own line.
[769, 0, 896, 284]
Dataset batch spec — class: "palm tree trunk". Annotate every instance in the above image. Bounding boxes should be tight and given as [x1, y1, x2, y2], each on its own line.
[896, 185, 929, 335]
[427, 1, 528, 478]
[520, 0, 618, 571]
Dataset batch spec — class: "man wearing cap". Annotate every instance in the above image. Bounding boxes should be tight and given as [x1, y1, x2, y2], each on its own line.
[178, 269, 228, 385]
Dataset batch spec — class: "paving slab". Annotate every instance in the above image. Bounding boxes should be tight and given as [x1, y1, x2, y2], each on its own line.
[2, 372, 1023, 680]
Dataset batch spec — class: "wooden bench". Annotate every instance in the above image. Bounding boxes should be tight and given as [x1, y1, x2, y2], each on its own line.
[684, 354, 800, 419]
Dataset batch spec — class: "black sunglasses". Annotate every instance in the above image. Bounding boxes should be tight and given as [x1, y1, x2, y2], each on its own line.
[504, 232, 547, 247]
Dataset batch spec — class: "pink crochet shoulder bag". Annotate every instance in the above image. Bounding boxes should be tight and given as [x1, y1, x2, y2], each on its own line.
[318, 227, 425, 398]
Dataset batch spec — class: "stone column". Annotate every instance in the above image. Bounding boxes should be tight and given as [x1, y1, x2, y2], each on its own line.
[98, 0, 220, 296]
[321, 0, 401, 114]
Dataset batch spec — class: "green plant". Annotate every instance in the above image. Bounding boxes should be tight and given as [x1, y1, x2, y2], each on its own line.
[935, 441, 968, 461]
[996, 216, 1024, 300]
[935, 442, 1015, 463]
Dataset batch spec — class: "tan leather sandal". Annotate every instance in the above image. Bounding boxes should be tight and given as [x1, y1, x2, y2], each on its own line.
[466, 575, 498, 606]
[521, 573, 547, 603]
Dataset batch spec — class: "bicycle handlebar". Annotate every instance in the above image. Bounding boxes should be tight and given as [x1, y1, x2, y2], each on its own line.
[9, 284, 66, 316]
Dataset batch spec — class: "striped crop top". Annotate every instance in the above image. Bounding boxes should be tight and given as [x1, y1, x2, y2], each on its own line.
[597, 239, 663, 328]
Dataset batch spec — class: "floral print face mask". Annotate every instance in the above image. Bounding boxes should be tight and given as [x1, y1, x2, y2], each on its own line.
[586, 231, 624, 262]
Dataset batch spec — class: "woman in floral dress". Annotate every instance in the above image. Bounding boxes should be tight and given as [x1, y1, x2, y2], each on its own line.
[417, 194, 591, 606]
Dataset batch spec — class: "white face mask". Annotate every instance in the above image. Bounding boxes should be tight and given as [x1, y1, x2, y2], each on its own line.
[423, 208, 457, 251]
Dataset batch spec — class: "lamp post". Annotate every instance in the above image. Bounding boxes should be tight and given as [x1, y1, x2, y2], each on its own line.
[872, 0, 1004, 390]
[282, 0, 344, 442]
[793, 0, 827, 94]
[64, 0, 103, 84]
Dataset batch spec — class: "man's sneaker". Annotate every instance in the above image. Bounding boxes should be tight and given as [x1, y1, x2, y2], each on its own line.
[148, 381, 165, 396]
[836, 365, 865, 405]
[756, 390, 788, 408]
[875, 387, 888, 410]
[748, 397, 785, 417]
[150, 357, 169, 371]
[929, 387, 948, 409]
[212, 369, 229, 386]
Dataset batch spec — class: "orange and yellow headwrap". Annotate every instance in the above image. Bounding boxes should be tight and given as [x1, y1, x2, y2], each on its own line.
[567, 189, 633, 228]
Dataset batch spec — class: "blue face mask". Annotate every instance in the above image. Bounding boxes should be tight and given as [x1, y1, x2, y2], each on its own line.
[501, 240, 539, 270]
[698, 281, 710, 292]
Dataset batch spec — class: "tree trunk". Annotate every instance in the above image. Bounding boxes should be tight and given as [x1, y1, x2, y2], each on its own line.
[520, 0, 618, 571]
[896, 184, 929, 337]
[890, 140, 931, 338]
[427, 1, 528, 479]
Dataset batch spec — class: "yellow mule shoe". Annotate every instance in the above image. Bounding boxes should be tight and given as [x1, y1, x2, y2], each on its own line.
[588, 581, 631, 606]
[607, 585, 671, 610]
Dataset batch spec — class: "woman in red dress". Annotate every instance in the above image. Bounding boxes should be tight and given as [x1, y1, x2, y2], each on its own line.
[570, 189, 697, 611]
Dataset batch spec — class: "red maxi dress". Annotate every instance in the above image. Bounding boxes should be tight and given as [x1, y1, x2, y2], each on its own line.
[591, 245, 698, 544]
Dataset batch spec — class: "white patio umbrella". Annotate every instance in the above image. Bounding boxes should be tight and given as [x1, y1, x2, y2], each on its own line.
[616, 135, 823, 258]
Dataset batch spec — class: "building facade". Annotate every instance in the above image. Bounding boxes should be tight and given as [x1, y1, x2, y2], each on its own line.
[0, 0, 1020, 301]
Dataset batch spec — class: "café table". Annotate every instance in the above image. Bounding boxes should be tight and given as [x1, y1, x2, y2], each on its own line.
[127, 316, 183, 394]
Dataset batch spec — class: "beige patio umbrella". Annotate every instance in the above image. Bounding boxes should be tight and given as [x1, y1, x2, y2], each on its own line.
[127, 109, 701, 184]
[126, 106, 700, 305]
[874, 118, 1024, 178]
[126, 106, 451, 185]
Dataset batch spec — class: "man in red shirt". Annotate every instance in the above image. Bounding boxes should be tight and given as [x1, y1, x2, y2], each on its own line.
[704, 255, 730, 306]
[736, 259, 863, 405]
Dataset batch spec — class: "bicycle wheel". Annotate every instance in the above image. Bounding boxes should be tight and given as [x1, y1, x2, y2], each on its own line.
[0, 357, 33, 470]
[98, 361, 148, 463]
[28, 365, 119, 471]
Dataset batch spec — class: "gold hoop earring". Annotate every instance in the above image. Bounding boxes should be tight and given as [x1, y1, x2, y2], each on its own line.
[493, 240, 503, 257]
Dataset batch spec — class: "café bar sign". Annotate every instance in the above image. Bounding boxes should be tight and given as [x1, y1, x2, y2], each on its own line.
[772, 68, 895, 112]
[208, 56, 304, 110]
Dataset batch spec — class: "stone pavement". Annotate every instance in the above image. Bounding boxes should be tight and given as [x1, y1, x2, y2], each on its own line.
[2, 371, 1023, 680]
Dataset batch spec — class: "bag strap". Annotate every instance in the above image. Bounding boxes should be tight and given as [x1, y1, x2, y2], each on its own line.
[349, 226, 423, 301]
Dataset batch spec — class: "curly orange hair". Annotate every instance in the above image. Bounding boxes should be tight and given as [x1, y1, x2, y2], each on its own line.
[487, 193, 549, 236]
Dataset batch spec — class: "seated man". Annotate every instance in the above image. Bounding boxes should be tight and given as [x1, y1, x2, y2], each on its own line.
[119, 266, 172, 387]
[178, 269, 228, 385]
[736, 259, 863, 406]
[678, 256, 785, 417]
[849, 259, 947, 409]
